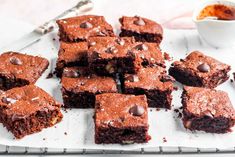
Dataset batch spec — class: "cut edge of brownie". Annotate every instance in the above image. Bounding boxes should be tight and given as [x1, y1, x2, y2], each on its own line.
[95, 125, 151, 144]
[119, 29, 162, 44]
[0, 107, 63, 139]
[181, 87, 235, 133]
[124, 87, 173, 109]
[169, 65, 230, 88]
[61, 88, 96, 108]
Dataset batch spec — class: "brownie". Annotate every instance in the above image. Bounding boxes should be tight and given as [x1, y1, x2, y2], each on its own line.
[182, 86, 235, 133]
[56, 15, 115, 42]
[169, 51, 231, 88]
[131, 42, 165, 68]
[119, 16, 163, 44]
[95, 93, 151, 144]
[124, 67, 174, 109]
[0, 52, 49, 90]
[0, 85, 63, 139]
[61, 67, 118, 108]
[55, 41, 88, 77]
[88, 37, 139, 76]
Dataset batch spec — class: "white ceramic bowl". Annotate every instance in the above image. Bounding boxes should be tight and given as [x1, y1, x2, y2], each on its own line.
[193, 0, 235, 48]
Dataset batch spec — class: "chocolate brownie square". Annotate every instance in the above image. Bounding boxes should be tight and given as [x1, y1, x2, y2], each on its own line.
[88, 37, 139, 75]
[0, 52, 49, 90]
[124, 67, 174, 109]
[119, 16, 163, 44]
[56, 15, 115, 42]
[95, 93, 151, 144]
[61, 67, 118, 108]
[182, 86, 235, 133]
[55, 41, 88, 77]
[169, 51, 231, 88]
[0, 85, 63, 139]
[131, 42, 165, 68]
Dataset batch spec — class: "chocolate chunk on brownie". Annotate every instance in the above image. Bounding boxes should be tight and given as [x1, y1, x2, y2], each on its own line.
[131, 42, 165, 68]
[0, 52, 49, 90]
[61, 67, 117, 108]
[182, 86, 235, 133]
[169, 51, 231, 88]
[55, 41, 88, 77]
[95, 93, 151, 144]
[124, 67, 174, 109]
[88, 37, 139, 76]
[119, 16, 163, 44]
[0, 85, 63, 138]
[56, 15, 115, 42]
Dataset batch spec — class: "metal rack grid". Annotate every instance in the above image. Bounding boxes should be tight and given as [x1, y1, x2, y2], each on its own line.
[0, 146, 235, 155]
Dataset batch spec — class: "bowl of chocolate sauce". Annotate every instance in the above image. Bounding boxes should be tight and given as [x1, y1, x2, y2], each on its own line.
[193, 0, 235, 48]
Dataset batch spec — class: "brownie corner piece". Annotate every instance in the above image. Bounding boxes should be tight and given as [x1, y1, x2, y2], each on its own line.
[119, 16, 163, 44]
[55, 41, 88, 77]
[56, 15, 115, 42]
[182, 86, 235, 133]
[124, 67, 174, 109]
[0, 85, 63, 138]
[94, 93, 151, 144]
[169, 51, 231, 88]
[0, 52, 49, 90]
[61, 67, 117, 108]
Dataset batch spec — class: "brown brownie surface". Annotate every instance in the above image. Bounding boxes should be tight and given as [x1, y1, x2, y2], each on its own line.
[57, 15, 115, 42]
[0, 52, 49, 90]
[0, 85, 63, 138]
[182, 86, 235, 133]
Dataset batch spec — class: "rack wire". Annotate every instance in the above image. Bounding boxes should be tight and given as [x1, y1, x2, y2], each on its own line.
[0, 145, 235, 155]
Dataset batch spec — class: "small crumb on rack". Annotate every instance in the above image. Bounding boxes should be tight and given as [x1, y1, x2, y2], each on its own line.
[163, 137, 167, 143]
[64, 132, 67, 135]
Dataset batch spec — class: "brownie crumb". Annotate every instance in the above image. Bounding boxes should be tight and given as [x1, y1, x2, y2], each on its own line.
[173, 86, 178, 91]
[43, 138, 46, 141]
[150, 109, 153, 112]
[174, 109, 179, 113]
[46, 72, 53, 79]
[156, 108, 160, 111]
[52, 38, 56, 41]
[163, 137, 167, 143]
[164, 52, 172, 61]
[231, 79, 234, 83]
[64, 132, 67, 135]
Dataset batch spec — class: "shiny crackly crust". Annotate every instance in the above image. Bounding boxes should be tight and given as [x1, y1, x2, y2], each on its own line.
[56, 15, 115, 42]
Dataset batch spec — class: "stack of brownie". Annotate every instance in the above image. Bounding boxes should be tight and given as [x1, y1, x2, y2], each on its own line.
[169, 51, 235, 133]
[56, 15, 175, 144]
[0, 52, 63, 138]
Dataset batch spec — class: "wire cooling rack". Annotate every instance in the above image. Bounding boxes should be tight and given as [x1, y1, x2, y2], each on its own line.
[0, 145, 235, 155]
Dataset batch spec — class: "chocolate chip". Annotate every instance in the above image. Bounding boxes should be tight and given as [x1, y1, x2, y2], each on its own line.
[10, 57, 22, 65]
[129, 105, 145, 116]
[80, 22, 93, 28]
[116, 38, 125, 46]
[126, 75, 139, 82]
[133, 17, 145, 26]
[63, 69, 79, 78]
[135, 44, 148, 51]
[105, 46, 118, 54]
[197, 63, 210, 73]
[2, 97, 17, 104]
